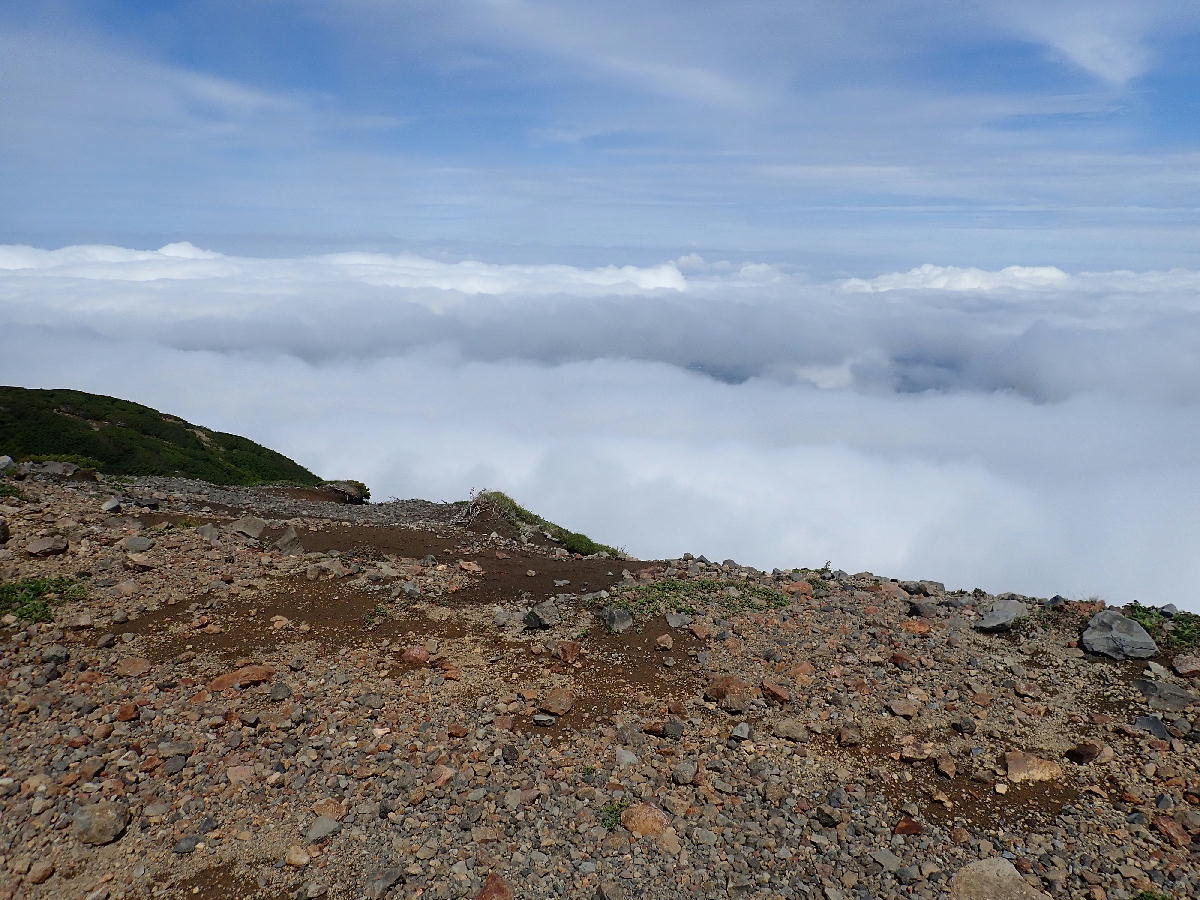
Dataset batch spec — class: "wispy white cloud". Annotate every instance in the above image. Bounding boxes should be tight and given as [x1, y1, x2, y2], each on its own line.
[987, 0, 1195, 85]
[840, 263, 1071, 292]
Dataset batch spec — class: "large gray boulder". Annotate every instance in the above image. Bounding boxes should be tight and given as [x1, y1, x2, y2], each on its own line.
[72, 801, 129, 846]
[323, 481, 368, 504]
[974, 599, 1028, 633]
[40, 460, 78, 477]
[950, 858, 1051, 899]
[1132, 678, 1198, 712]
[228, 516, 268, 539]
[1081, 609, 1158, 659]
[26, 535, 68, 556]
[273, 526, 305, 555]
[0, 455, 13, 473]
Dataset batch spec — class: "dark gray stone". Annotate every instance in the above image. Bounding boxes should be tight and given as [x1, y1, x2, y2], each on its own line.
[601, 606, 633, 634]
[1134, 715, 1172, 740]
[72, 802, 129, 845]
[26, 535, 68, 556]
[270, 682, 293, 702]
[672, 759, 698, 785]
[1133, 679, 1198, 712]
[228, 516, 268, 539]
[364, 869, 404, 899]
[273, 527, 305, 555]
[524, 601, 562, 629]
[975, 599, 1028, 633]
[1082, 610, 1158, 659]
[773, 718, 810, 742]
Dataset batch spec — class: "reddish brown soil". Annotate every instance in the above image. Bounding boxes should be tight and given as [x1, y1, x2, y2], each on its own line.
[811, 731, 1082, 830]
[166, 863, 283, 899]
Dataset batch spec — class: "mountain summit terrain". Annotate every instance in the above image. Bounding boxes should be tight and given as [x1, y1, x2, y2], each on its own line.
[0, 396, 1197, 899]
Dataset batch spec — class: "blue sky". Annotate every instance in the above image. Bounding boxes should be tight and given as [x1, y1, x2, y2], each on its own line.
[3, 0, 1200, 270]
[4, 4, 1200, 605]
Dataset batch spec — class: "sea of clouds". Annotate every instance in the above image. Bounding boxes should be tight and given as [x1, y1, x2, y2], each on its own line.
[2, 242, 1198, 609]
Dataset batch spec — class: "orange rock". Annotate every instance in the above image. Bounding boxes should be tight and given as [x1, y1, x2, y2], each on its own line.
[900, 620, 930, 635]
[429, 765, 456, 787]
[539, 688, 574, 716]
[936, 755, 957, 779]
[475, 873, 514, 900]
[115, 657, 152, 677]
[621, 802, 670, 837]
[402, 645, 430, 665]
[761, 679, 790, 704]
[894, 815, 924, 835]
[207, 664, 274, 692]
[1004, 751, 1062, 783]
[550, 640, 582, 663]
[312, 798, 345, 819]
[782, 580, 814, 597]
[1154, 815, 1190, 848]
[115, 703, 138, 722]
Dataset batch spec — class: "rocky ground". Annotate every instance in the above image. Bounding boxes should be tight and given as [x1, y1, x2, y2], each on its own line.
[0, 465, 1197, 899]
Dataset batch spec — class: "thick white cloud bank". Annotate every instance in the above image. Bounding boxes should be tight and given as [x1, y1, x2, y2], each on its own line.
[2, 242, 1199, 610]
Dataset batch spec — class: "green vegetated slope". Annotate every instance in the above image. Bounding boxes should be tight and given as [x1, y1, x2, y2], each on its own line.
[0, 386, 321, 486]
[479, 490, 620, 556]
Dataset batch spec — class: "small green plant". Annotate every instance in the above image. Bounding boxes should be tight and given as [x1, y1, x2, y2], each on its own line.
[0, 483, 25, 501]
[1126, 602, 1200, 652]
[617, 577, 789, 618]
[581, 765, 596, 779]
[805, 561, 834, 592]
[0, 576, 84, 623]
[1133, 890, 1173, 900]
[21, 453, 107, 470]
[476, 491, 619, 557]
[362, 603, 390, 629]
[598, 799, 631, 830]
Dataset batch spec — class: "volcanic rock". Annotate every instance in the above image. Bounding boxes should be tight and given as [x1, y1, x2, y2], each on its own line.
[950, 858, 1052, 899]
[72, 802, 129, 846]
[1081, 609, 1158, 659]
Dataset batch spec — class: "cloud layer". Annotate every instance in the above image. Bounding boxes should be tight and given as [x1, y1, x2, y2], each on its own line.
[2, 242, 1198, 610]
